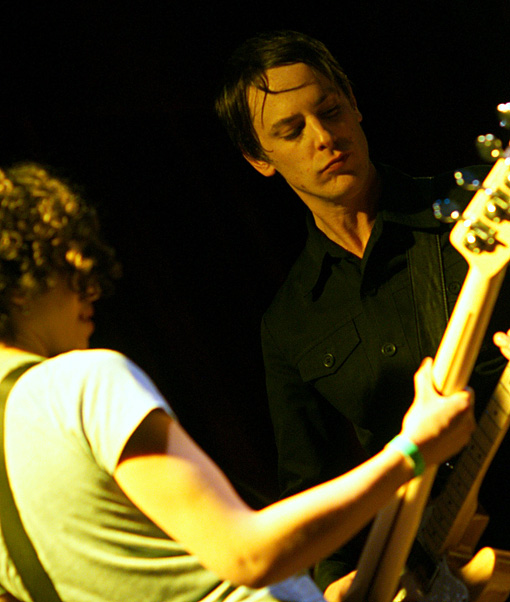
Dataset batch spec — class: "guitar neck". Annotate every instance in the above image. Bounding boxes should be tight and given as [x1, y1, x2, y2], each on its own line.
[432, 267, 507, 394]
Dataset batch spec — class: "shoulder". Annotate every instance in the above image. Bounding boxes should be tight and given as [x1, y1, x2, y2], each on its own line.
[418, 164, 491, 218]
[18, 349, 162, 403]
[378, 163, 490, 214]
[52, 348, 131, 369]
[428, 164, 490, 197]
[25, 348, 132, 379]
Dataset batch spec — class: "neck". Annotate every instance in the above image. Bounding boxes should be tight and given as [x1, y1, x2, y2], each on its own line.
[313, 207, 376, 258]
[310, 167, 380, 258]
[0, 340, 47, 358]
[6, 310, 51, 357]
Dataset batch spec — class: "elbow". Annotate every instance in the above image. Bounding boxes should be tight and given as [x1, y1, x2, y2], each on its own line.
[197, 515, 295, 588]
[228, 570, 277, 589]
[235, 564, 276, 589]
[209, 552, 278, 589]
[243, 575, 275, 589]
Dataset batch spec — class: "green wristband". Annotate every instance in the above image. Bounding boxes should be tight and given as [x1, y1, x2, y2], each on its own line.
[386, 435, 425, 477]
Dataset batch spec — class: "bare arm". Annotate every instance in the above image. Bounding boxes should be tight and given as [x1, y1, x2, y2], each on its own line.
[114, 358, 474, 589]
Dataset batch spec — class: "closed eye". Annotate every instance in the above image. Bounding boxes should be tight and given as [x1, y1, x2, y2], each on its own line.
[320, 105, 341, 119]
[282, 124, 304, 140]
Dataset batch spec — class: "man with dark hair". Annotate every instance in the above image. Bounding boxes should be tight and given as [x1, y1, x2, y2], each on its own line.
[215, 30, 510, 598]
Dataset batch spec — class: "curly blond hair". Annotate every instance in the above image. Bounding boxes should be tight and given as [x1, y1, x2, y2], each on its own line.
[0, 163, 121, 340]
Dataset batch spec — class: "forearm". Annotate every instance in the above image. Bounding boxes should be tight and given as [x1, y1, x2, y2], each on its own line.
[240, 445, 413, 585]
[162, 443, 411, 587]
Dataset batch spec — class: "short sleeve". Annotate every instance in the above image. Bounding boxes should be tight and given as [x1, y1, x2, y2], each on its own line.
[11, 349, 175, 476]
[77, 350, 174, 474]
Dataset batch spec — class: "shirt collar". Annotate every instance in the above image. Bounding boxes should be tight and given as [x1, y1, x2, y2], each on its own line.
[300, 164, 443, 295]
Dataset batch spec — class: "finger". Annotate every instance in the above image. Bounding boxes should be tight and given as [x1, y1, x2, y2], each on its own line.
[494, 331, 510, 347]
[464, 386, 475, 407]
[415, 356, 433, 379]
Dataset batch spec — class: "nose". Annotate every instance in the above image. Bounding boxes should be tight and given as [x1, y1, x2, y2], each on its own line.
[309, 117, 335, 150]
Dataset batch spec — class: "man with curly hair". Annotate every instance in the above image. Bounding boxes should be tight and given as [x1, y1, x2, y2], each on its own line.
[0, 162, 477, 602]
[0, 163, 119, 347]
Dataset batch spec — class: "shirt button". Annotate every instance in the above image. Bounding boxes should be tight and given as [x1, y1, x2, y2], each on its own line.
[447, 281, 461, 295]
[323, 353, 335, 368]
[381, 343, 397, 356]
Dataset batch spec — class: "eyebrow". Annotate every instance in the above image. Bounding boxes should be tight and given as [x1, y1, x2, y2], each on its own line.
[268, 91, 332, 135]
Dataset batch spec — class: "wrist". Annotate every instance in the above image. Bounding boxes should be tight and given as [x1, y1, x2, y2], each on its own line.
[385, 434, 425, 477]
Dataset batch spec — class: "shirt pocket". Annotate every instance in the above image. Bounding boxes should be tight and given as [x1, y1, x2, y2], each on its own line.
[296, 319, 360, 383]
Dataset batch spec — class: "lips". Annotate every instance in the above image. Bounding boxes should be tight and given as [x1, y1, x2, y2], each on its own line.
[320, 153, 348, 173]
[79, 306, 94, 323]
[80, 313, 95, 338]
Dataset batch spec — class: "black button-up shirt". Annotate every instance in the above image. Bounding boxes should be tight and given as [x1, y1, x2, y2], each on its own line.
[261, 163, 509, 586]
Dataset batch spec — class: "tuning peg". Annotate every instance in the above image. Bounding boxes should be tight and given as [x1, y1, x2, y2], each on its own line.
[454, 170, 483, 191]
[476, 134, 503, 162]
[463, 220, 497, 253]
[497, 102, 510, 129]
[484, 193, 510, 223]
[433, 198, 463, 222]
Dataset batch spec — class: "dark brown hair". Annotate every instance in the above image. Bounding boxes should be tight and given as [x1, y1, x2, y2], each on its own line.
[215, 30, 352, 161]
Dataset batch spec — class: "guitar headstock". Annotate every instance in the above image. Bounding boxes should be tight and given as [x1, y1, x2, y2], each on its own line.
[448, 103, 510, 276]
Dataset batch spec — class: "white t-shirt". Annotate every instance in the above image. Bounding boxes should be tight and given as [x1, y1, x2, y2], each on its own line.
[0, 349, 312, 602]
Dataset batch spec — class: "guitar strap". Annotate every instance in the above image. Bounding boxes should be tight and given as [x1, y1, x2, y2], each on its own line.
[0, 361, 63, 602]
[407, 230, 450, 358]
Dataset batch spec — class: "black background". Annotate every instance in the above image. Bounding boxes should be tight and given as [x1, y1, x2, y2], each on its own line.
[2, 0, 510, 549]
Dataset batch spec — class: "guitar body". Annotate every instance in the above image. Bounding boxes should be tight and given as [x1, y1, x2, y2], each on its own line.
[449, 546, 510, 602]
[406, 509, 510, 602]
[413, 548, 510, 602]
[420, 557, 469, 602]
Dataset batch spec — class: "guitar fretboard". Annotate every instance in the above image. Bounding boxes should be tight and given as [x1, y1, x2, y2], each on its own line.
[420, 361, 510, 558]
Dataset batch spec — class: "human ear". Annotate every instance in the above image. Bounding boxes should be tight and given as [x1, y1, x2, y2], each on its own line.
[243, 154, 277, 178]
[7, 295, 30, 324]
[347, 90, 362, 122]
[10, 292, 27, 309]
